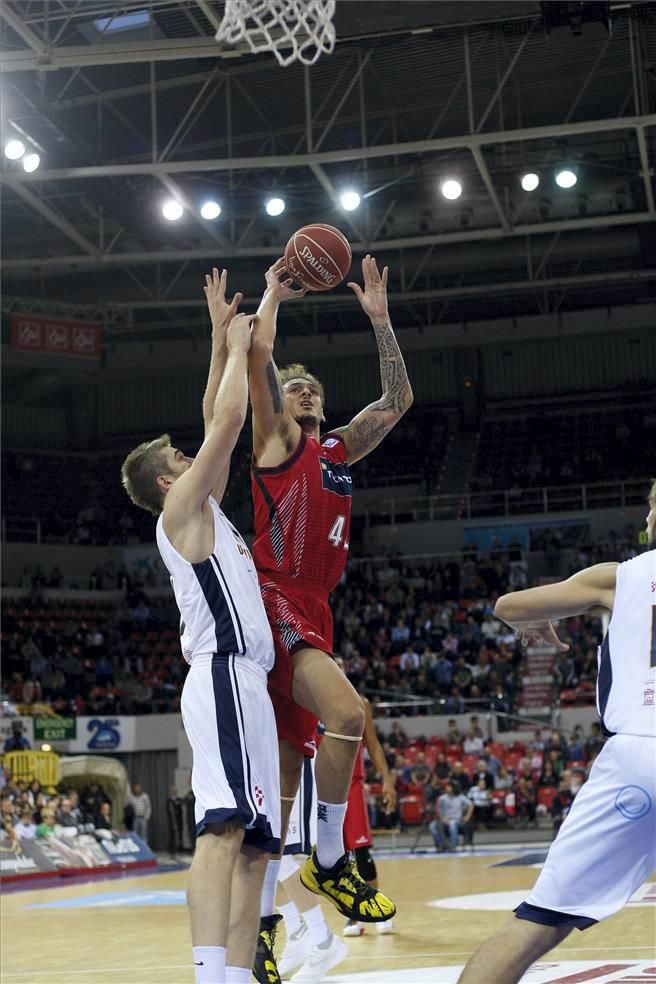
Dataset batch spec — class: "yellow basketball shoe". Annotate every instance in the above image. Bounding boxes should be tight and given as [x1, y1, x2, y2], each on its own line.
[253, 914, 282, 984]
[300, 849, 397, 923]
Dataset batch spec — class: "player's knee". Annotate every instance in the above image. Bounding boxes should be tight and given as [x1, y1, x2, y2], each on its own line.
[330, 691, 365, 737]
[354, 846, 377, 883]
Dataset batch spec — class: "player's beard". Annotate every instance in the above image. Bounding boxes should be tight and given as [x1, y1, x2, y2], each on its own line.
[295, 411, 321, 431]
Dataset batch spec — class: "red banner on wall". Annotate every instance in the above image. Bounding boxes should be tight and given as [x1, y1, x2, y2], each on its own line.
[10, 313, 102, 359]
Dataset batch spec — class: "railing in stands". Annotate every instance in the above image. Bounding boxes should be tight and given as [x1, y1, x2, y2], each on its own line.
[362, 477, 648, 525]
[1, 516, 41, 543]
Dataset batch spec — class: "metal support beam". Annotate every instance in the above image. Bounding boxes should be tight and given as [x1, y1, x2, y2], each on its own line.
[4, 209, 655, 274]
[475, 28, 533, 132]
[6, 114, 653, 182]
[0, 2, 48, 56]
[196, 0, 220, 32]
[158, 70, 223, 162]
[636, 125, 655, 215]
[470, 145, 511, 233]
[4, 177, 101, 258]
[0, 37, 226, 72]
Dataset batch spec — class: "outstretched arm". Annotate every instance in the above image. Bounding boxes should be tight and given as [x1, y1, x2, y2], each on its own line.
[201, 268, 243, 501]
[362, 698, 397, 811]
[495, 562, 618, 650]
[249, 259, 305, 461]
[337, 256, 413, 465]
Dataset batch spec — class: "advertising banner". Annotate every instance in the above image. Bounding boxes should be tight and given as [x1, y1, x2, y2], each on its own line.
[98, 832, 156, 866]
[0, 829, 156, 882]
[10, 313, 101, 360]
[0, 837, 56, 877]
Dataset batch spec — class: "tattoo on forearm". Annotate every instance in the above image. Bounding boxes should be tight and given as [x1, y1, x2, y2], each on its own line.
[372, 321, 412, 415]
[266, 360, 284, 414]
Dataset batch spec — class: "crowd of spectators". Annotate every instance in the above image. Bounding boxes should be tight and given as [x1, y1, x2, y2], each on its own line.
[2, 548, 606, 720]
[364, 717, 606, 847]
[0, 772, 112, 847]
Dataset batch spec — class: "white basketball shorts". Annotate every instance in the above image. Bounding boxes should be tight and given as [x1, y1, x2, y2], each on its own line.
[284, 756, 317, 856]
[181, 652, 280, 852]
[517, 733, 656, 928]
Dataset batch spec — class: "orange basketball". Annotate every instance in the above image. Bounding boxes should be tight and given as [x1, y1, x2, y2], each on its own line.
[284, 223, 352, 292]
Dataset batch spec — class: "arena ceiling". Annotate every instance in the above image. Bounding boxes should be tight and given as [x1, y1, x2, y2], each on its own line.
[1, 0, 655, 344]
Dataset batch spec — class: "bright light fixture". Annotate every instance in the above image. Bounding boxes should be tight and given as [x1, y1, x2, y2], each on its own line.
[4, 139, 25, 160]
[22, 153, 40, 173]
[440, 178, 462, 201]
[555, 168, 577, 189]
[340, 190, 361, 211]
[162, 199, 183, 221]
[200, 200, 221, 220]
[265, 197, 285, 217]
[521, 172, 540, 192]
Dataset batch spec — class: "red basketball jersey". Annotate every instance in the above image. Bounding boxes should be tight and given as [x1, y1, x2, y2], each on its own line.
[251, 431, 352, 595]
[351, 741, 366, 783]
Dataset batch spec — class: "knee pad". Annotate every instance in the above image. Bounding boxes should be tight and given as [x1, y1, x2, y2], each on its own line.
[279, 853, 300, 882]
[354, 845, 377, 883]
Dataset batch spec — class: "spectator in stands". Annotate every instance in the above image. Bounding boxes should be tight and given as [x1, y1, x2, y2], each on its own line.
[434, 753, 450, 781]
[95, 802, 113, 830]
[81, 781, 109, 819]
[387, 721, 408, 748]
[551, 778, 575, 836]
[429, 782, 474, 852]
[408, 752, 432, 786]
[36, 808, 56, 838]
[399, 644, 420, 672]
[539, 759, 557, 787]
[473, 758, 495, 790]
[468, 779, 492, 827]
[449, 761, 470, 794]
[3, 721, 31, 752]
[494, 766, 513, 791]
[481, 741, 501, 776]
[544, 729, 569, 760]
[432, 652, 454, 690]
[14, 806, 36, 840]
[469, 714, 484, 739]
[463, 730, 484, 756]
[545, 748, 565, 780]
[515, 777, 537, 825]
[568, 724, 586, 761]
[585, 722, 605, 760]
[166, 787, 183, 855]
[56, 797, 78, 828]
[68, 790, 83, 824]
[444, 685, 465, 714]
[126, 782, 151, 844]
[529, 729, 545, 752]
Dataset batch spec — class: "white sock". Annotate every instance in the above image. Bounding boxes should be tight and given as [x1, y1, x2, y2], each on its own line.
[225, 968, 250, 983]
[302, 903, 330, 946]
[316, 800, 347, 868]
[192, 946, 226, 984]
[260, 858, 282, 917]
[278, 900, 303, 937]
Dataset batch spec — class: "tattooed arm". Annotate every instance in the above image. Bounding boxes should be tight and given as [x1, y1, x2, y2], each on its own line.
[248, 260, 304, 464]
[337, 256, 413, 465]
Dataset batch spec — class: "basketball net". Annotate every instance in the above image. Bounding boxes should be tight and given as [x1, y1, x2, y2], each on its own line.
[215, 0, 336, 67]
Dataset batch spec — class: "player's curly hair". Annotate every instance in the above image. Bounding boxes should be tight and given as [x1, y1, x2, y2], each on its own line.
[121, 433, 171, 516]
[279, 363, 325, 402]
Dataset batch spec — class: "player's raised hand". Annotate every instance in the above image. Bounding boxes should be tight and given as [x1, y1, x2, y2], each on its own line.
[226, 312, 254, 353]
[514, 621, 569, 651]
[204, 267, 243, 333]
[348, 254, 389, 324]
[265, 257, 308, 301]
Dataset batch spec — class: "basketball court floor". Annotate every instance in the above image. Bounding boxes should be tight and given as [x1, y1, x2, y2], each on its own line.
[2, 847, 654, 984]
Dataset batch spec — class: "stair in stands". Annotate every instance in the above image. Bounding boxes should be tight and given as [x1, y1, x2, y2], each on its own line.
[517, 644, 556, 725]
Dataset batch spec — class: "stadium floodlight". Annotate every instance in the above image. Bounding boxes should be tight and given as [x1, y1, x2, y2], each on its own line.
[440, 178, 462, 201]
[162, 199, 184, 221]
[265, 196, 285, 216]
[520, 172, 540, 192]
[200, 200, 221, 220]
[22, 153, 40, 173]
[340, 190, 361, 211]
[4, 138, 25, 160]
[555, 168, 577, 189]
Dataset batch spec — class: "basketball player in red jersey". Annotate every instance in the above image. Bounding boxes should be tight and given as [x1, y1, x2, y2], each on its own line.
[249, 254, 412, 980]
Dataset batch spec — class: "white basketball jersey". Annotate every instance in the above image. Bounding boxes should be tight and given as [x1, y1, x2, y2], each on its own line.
[597, 550, 656, 738]
[156, 496, 274, 671]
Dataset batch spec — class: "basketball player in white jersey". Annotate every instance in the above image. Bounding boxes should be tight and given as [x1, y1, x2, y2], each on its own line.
[121, 270, 280, 984]
[459, 481, 656, 983]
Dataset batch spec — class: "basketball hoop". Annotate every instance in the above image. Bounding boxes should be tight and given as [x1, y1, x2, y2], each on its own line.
[215, 0, 336, 67]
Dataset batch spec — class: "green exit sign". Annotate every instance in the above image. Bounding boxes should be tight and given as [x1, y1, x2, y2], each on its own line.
[33, 716, 77, 742]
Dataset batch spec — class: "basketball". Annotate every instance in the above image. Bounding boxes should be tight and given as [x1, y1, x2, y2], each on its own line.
[284, 223, 352, 292]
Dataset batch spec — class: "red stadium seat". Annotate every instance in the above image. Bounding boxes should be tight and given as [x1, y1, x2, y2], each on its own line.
[487, 742, 505, 759]
[559, 689, 577, 704]
[399, 795, 423, 825]
[537, 786, 557, 810]
[503, 751, 523, 771]
[462, 754, 479, 774]
[406, 784, 427, 798]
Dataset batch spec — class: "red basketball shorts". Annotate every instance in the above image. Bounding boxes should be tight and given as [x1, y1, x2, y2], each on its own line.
[344, 776, 373, 850]
[258, 578, 334, 758]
